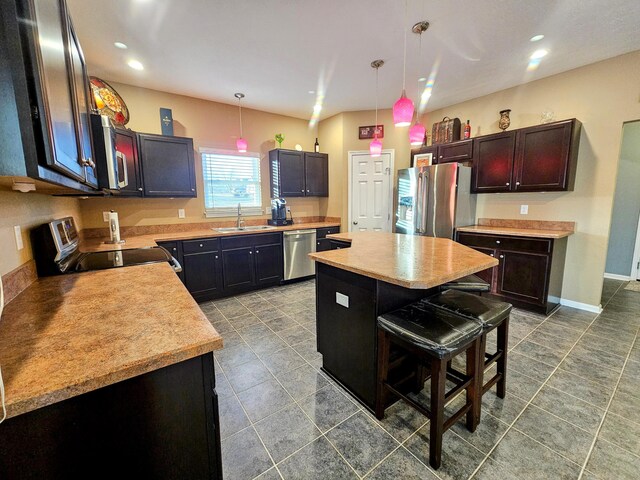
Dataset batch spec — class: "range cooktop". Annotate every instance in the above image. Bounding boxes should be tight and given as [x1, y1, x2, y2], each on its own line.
[72, 247, 180, 273]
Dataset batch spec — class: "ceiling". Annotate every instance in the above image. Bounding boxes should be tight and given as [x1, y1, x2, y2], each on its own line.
[67, 0, 640, 122]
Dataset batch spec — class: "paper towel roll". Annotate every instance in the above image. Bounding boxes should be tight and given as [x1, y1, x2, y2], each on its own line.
[107, 210, 122, 243]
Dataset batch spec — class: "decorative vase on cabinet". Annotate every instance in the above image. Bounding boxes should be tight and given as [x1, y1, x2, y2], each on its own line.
[498, 109, 511, 131]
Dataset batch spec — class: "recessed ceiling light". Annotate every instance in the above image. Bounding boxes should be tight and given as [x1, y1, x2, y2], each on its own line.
[308, 90, 315, 94]
[313, 104, 322, 114]
[530, 34, 544, 42]
[530, 49, 548, 60]
[418, 77, 427, 82]
[114, 42, 128, 49]
[127, 59, 144, 71]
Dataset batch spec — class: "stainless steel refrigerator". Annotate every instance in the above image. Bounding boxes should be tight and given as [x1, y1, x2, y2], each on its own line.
[395, 163, 476, 238]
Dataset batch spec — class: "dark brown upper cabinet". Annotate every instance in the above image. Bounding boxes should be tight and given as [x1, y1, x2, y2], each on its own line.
[0, 0, 97, 192]
[137, 133, 196, 197]
[472, 131, 516, 193]
[513, 120, 580, 192]
[411, 140, 472, 166]
[269, 149, 328, 198]
[471, 119, 581, 193]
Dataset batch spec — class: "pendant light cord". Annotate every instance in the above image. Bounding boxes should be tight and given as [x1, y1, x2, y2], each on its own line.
[402, 0, 408, 92]
[238, 97, 243, 137]
[375, 66, 379, 128]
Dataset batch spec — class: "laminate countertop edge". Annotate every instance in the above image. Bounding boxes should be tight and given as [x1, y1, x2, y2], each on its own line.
[456, 225, 574, 239]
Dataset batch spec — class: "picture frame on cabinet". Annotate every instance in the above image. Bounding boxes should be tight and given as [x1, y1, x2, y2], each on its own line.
[412, 152, 432, 168]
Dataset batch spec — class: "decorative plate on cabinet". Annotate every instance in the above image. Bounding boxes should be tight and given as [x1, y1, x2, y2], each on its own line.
[89, 76, 130, 126]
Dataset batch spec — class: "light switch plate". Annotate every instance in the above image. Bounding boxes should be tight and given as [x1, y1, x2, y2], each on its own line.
[102, 211, 110, 222]
[178, 209, 186, 219]
[14, 225, 23, 250]
[336, 292, 349, 308]
[520, 205, 529, 215]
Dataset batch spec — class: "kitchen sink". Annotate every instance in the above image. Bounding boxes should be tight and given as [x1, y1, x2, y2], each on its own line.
[214, 225, 277, 233]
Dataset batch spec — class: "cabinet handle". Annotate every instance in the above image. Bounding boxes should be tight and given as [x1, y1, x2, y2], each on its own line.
[490, 253, 494, 257]
[516, 181, 520, 186]
[256, 250, 259, 254]
[81, 158, 96, 169]
[138, 187, 143, 191]
[191, 188, 195, 191]
[499, 254, 504, 259]
[306, 189, 310, 193]
[215, 255, 218, 259]
[249, 251, 253, 255]
[506, 182, 510, 186]
[496, 240, 501, 244]
[439, 155, 443, 159]
[172, 247, 177, 252]
[199, 244, 203, 247]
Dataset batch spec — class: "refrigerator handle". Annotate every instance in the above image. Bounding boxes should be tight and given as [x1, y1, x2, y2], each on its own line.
[415, 172, 423, 234]
[420, 170, 429, 235]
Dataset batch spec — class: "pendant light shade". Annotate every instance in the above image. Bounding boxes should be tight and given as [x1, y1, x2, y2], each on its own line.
[393, 92, 414, 127]
[234, 92, 247, 153]
[236, 137, 247, 152]
[370, 136, 383, 157]
[409, 121, 426, 145]
[370, 59, 384, 158]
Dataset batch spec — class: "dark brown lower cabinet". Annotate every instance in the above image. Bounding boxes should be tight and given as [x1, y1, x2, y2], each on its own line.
[221, 247, 254, 290]
[0, 354, 222, 480]
[456, 232, 568, 314]
[184, 250, 223, 302]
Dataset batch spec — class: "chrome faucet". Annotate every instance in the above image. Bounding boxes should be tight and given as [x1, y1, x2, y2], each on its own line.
[236, 203, 245, 229]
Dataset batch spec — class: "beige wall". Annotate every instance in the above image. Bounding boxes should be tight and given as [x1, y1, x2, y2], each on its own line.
[79, 82, 323, 229]
[0, 190, 81, 277]
[318, 50, 640, 308]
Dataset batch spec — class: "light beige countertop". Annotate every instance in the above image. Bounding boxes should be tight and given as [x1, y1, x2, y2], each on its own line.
[309, 231, 498, 289]
[81, 221, 341, 253]
[456, 225, 574, 239]
[0, 263, 223, 419]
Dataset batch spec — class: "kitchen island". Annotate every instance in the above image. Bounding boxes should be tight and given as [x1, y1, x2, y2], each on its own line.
[309, 231, 497, 410]
[0, 263, 223, 479]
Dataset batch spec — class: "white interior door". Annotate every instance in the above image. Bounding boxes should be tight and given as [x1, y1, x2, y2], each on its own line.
[348, 150, 394, 232]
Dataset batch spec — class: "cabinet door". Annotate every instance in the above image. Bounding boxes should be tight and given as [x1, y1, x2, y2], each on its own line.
[472, 132, 516, 193]
[28, 0, 84, 181]
[67, 23, 96, 187]
[138, 134, 196, 197]
[254, 243, 283, 285]
[304, 153, 328, 196]
[183, 251, 222, 297]
[221, 247, 255, 289]
[316, 238, 332, 252]
[115, 129, 143, 195]
[497, 250, 549, 305]
[436, 140, 473, 164]
[277, 150, 305, 197]
[513, 121, 573, 191]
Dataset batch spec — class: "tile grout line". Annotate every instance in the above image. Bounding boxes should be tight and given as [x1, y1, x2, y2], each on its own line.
[577, 321, 640, 479]
[467, 304, 605, 479]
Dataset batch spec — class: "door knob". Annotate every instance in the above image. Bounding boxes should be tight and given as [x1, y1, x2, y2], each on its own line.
[353, 221, 358, 225]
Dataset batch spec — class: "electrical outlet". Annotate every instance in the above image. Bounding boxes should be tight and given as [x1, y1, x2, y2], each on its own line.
[103, 211, 110, 222]
[520, 205, 529, 215]
[14, 225, 23, 250]
[178, 209, 186, 219]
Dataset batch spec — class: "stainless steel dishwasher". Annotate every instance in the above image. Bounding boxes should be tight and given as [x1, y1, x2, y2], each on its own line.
[283, 229, 317, 280]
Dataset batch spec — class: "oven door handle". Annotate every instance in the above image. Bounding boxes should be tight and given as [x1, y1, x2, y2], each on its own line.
[170, 256, 182, 273]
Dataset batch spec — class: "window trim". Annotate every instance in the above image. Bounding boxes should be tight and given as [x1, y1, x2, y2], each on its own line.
[199, 147, 264, 218]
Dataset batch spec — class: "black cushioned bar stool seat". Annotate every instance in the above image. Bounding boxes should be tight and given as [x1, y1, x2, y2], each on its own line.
[423, 289, 512, 427]
[376, 302, 484, 469]
[441, 274, 490, 293]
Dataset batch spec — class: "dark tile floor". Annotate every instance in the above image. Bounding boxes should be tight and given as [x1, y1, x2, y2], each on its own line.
[202, 278, 640, 479]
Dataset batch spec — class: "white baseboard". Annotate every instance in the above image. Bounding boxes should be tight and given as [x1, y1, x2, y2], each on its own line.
[548, 295, 602, 313]
[604, 272, 632, 281]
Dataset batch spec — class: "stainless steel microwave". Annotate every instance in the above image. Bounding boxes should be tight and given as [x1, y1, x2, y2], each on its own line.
[90, 114, 128, 190]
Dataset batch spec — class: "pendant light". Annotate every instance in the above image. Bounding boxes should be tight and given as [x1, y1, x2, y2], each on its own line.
[235, 93, 247, 152]
[370, 60, 384, 157]
[409, 21, 429, 146]
[392, 0, 414, 127]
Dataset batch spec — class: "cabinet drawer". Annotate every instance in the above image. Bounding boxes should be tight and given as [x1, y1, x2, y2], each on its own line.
[317, 227, 340, 239]
[182, 238, 220, 254]
[457, 233, 552, 253]
[437, 140, 473, 163]
[220, 233, 282, 250]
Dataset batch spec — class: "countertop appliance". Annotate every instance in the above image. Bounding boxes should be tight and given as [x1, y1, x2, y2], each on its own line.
[90, 114, 128, 190]
[31, 217, 181, 276]
[283, 229, 316, 280]
[268, 198, 293, 226]
[395, 163, 476, 239]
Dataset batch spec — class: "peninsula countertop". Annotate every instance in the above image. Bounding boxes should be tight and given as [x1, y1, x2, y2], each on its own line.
[0, 262, 223, 419]
[309, 231, 498, 289]
[80, 221, 341, 253]
[456, 218, 575, 239]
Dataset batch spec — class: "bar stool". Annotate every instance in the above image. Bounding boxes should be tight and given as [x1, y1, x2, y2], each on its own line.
[441, 274, 490, 294]
[376, 302, 484, 469]
[423, 289, 512, 427]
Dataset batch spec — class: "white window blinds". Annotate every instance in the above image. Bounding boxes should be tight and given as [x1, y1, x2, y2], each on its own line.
[201, 151, 263, 217]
